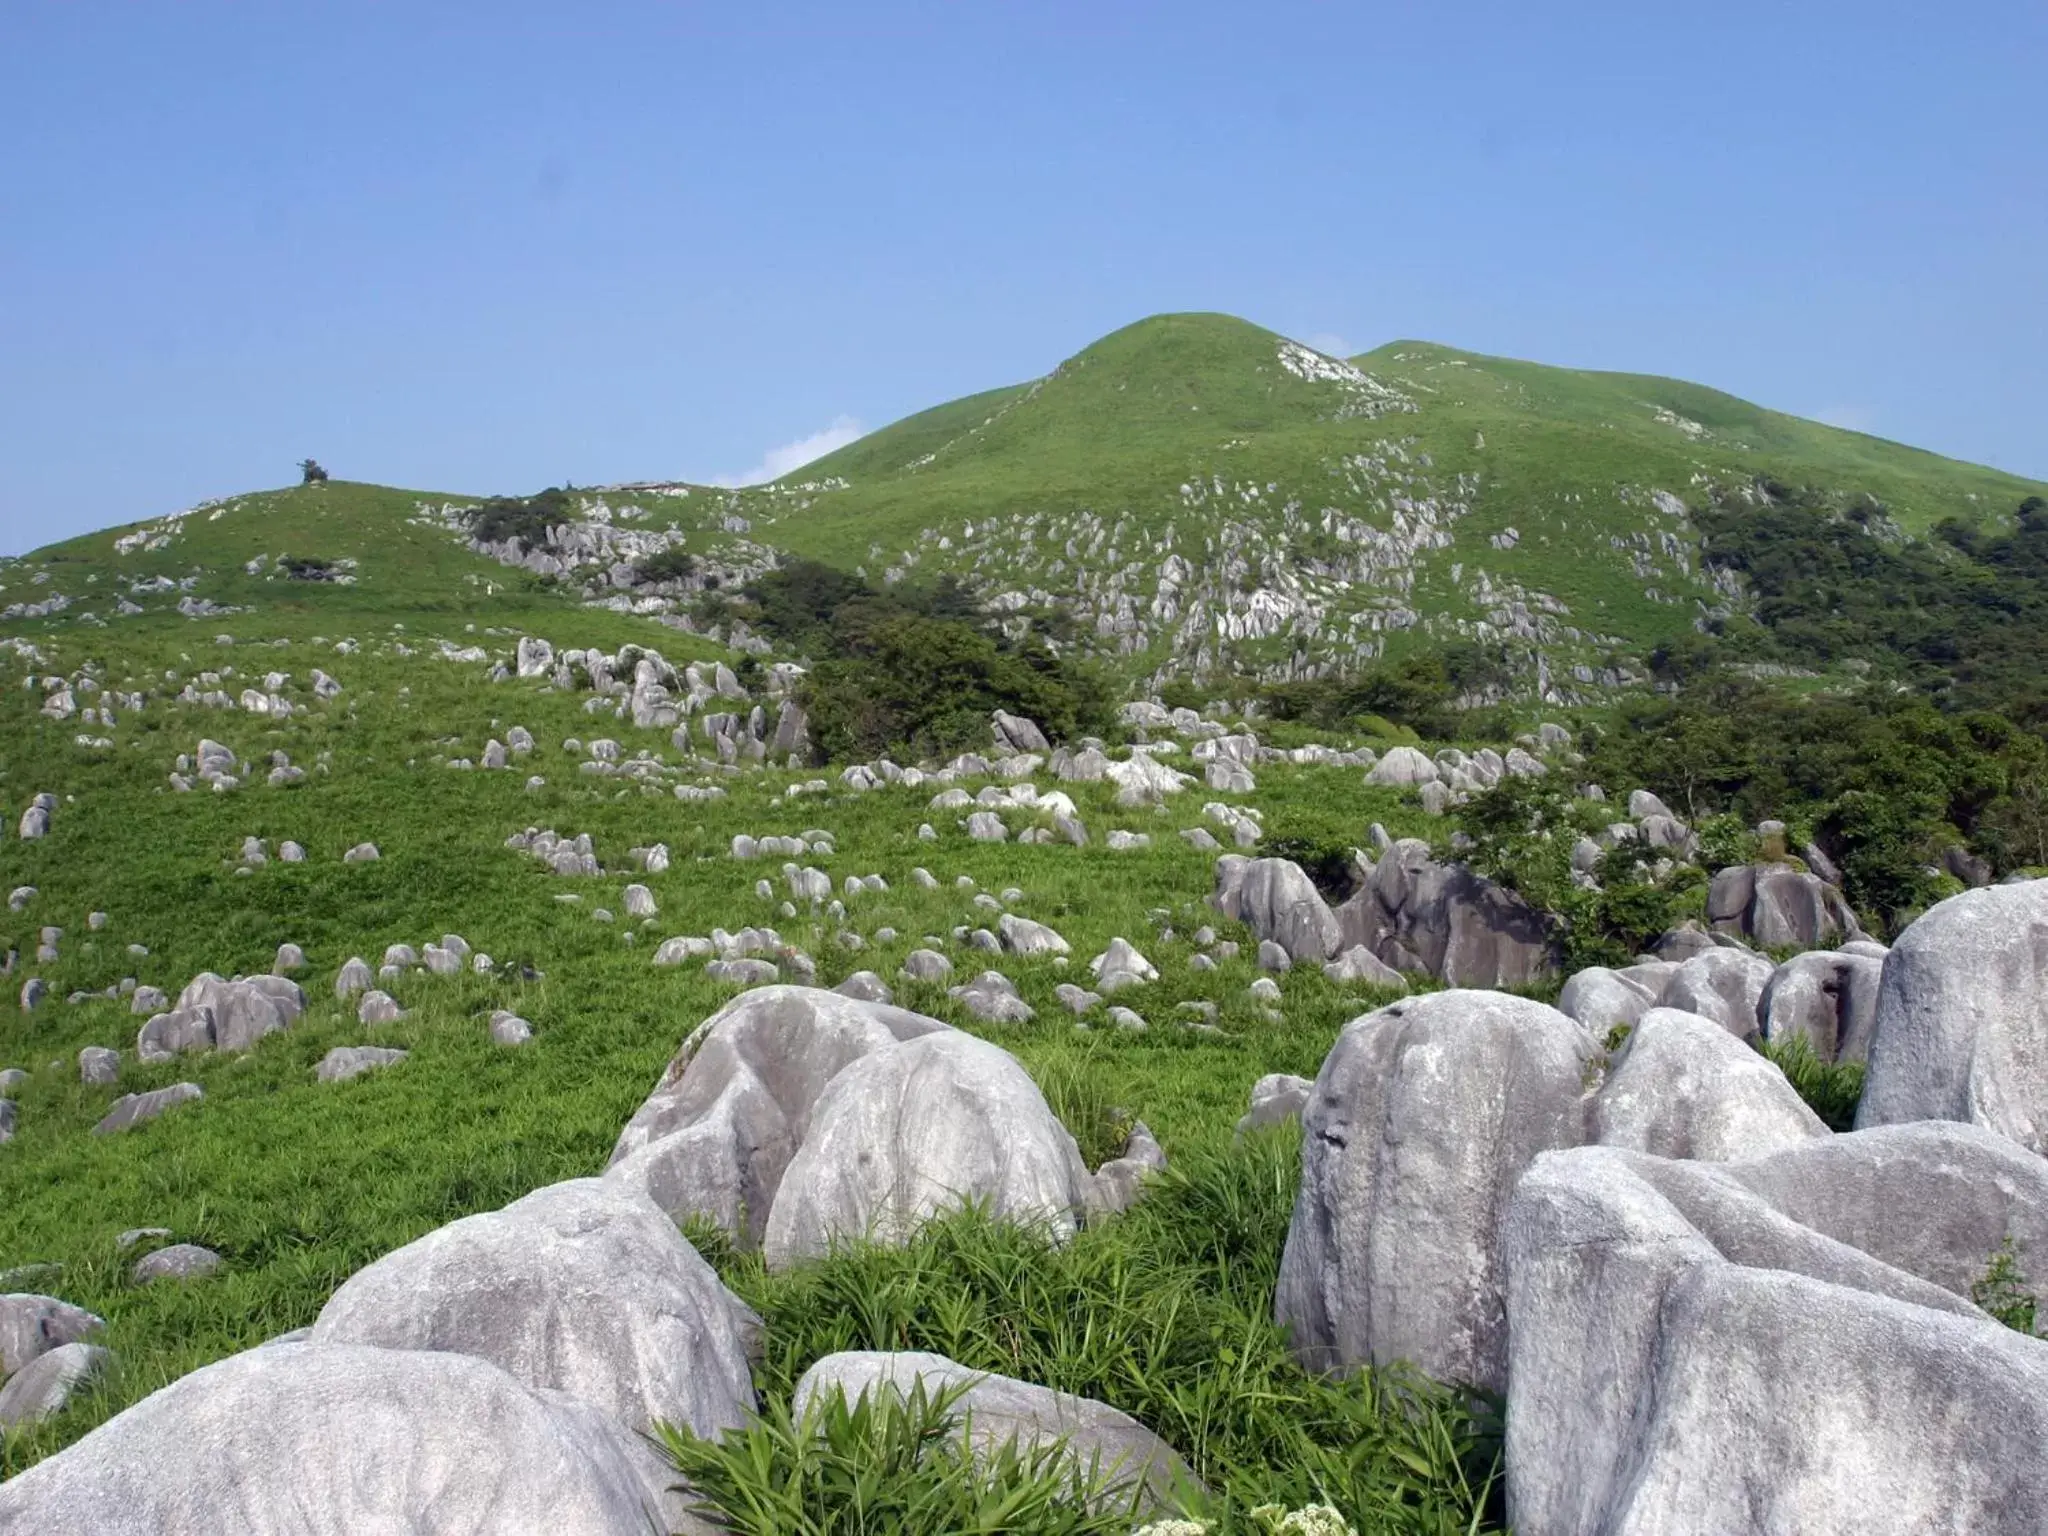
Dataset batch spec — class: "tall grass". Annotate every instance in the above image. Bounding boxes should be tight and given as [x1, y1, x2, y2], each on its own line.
[687, 1129, 1503, 1535]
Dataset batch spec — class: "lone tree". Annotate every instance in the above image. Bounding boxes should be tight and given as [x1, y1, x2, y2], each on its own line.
[298, 459, 329, 485]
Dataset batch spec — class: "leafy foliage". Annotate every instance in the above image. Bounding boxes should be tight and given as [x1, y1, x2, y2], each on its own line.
[297, 459, 328, 485]
[1759, 1035, 1865, 1132]
[633, 545, 697, 585]
[658, 1375, 1142, 1536]
[465, 487, 574, 547]
[1972, 1237, 2041, 1337]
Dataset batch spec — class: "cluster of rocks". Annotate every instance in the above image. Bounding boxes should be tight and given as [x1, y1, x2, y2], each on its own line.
[505, 826, 601, 876]
[0, 1294, 109, 1430]
[1273, 878, 2048, 1532]
[14, 792, 56, 840]
[1214, 847, 1547, 990]
[607, 985, 1167, 1262]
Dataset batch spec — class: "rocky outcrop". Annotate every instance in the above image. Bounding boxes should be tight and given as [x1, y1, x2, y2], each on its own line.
[312, 1178, 757, 1445]
[1590, 1007, 1829, 1162]
[1276, 991, 1600, 1390]
[1659, 946, 1774, 1039]
[1707, 862, 1862, 949]
[604, 985, 948, 1245]
[1758, 949, 1884, 1062]
[1332, 839, 1553, 988]
[1210, 857, 1341, 962]
[0, 1343, 665, 1535]
[1504, 1141, 2048, 1536]
[1858, 881, 2048, 1152]
[763, 1031, 1092, 1270]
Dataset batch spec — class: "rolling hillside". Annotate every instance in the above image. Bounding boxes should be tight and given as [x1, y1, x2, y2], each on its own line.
[4, 313, 2039, 702]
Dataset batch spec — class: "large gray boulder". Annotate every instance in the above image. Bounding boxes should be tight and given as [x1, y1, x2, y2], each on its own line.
[1708, 862, 1863, 949]
[0, 1342, 664, 1535]
[1758, 949, 1884, 1062]
[1858, 882, 2048, 1152]
[604, 985, 949, 1246]
[763, 1031, 1092, 1271]
[0, 1295, 103, 1377]
[1556, 965, 1662, 1033]
[172, 972, 305, 1052]
[1333, 838, 1553, 988]
[313, 1178, 756, 1445]
[794, 1351, 1198, 1514]
[1591, 1007, 1829, 1161]
[1210, 857, 1341, 962]
[1504, 1143, 2048, 1536]
[1275, 991, 1600, 1390]
[1659, 946, 1774, 1039]
[991, 710, 1052, 755]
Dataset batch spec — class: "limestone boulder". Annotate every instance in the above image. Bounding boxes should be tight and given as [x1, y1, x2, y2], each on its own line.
[0, 1343, 664, 1535]
[1660, 946, 1774, 1039]
[1707, 862, 1863, 950]
[604, 985, 948, 1246]
[313, 1178, 756, 1444]
[794, 1351, 1198, 1514]
[1275, 991, 1600, 1389]
[763, 1031, 1091, 1270]
[1591, 1007, 1830, 1161]
[1858, 882, 2048, 1152]
[1758, 949, 1885, 1062]
[1333, 838, 1553, 988]
[1210, 857, 1340, 962]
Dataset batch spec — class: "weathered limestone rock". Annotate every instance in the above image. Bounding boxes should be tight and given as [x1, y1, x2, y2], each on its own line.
[1591, 1007, 1830, 1162]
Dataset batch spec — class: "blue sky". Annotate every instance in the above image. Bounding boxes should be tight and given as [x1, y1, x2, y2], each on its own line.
[3, 2, 2042, 554]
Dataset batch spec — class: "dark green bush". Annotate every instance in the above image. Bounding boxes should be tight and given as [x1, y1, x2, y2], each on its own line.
[634, 545, 697, 585]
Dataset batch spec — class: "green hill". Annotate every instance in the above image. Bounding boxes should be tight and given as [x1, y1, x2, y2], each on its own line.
[3, 312, 2040, 702]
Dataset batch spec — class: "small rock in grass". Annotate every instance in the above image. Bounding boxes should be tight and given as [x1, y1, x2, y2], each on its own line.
[116, 1228, 173, 1251]
[93, 1082, 203, 1135]
[488, 1011, 533, 1047]
[342, 842, 380, 864]
[133, 1244, 223, 1284]
[78, 1046, 120, 1085]
[317, 1046, 408, 1083]
[357, 991, 405, 1026]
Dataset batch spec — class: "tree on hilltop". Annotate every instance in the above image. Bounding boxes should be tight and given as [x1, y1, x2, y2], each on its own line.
[299, 459, 329, 485]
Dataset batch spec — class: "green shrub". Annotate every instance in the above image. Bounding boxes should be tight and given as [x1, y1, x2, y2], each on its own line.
[1759, 1035, 1865, 1131]
[659, 1375, 1141, 1535]
[466, 487, 574, 547]
[634, 546, 697, 585]
[1972, 1237, 2040, 1336]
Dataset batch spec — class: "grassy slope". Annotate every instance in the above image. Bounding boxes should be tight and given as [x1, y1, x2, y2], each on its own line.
[0, 587, 1437, 1489]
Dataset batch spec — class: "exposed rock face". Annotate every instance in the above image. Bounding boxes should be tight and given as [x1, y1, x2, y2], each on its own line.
[991, 710, 1052, 755]
[1332, 839, 1553, 988]
[1321, 945, 1407, 989]
[1590, 1007, 1830, 1162]
[314, 1179, 757, 1445]
[605, 986, 949, 1246]
[1210, 857, 1341, 962]
[1659, 947, 1774, 1039]
[92, 1082, 202, 1135]
[1556, 966, 1660, 1032]
[0, 1343, 664, 1535]
[1366, 746, 1438, 787]
[794, 1351, 1199, 1514]
[1276, 991, 1600, 1390]
[1238, 1073, 1313, 1135]
[316, 1046, 408, 1083]
[132, 1244, 223, 1284]
[0, 1343, 111, 1429]
[1707, 863, 1863, 949]
[0, 1295, 103, 1377]
[764, 1031, 1092, 1270]
[1504, 1141, 2048, 1536]
[1858, 881, 2048, 1152]
[1758, 949, 1884, 1062]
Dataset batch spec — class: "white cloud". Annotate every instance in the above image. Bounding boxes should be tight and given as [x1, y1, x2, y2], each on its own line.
[1302, 332, 1356, 360]
[712, 415, 865, 487]
[1813, 404, 1876, 435]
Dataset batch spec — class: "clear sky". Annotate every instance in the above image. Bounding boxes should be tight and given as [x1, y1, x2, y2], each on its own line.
[3, 2, 2042, 554]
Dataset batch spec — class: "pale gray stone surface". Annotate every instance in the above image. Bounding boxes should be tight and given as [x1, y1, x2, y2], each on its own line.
[1858, 881, 2048, 1151]
[77, 1046, 119, 1085]
[1591, 1007, 1829, 1162]
[92, 1082, 202, 1135]
[1211, 858, 1342, 963]
[0, 1294, 103, 1377]
[1329, 839, 1553, 989]
[132, 1244, 222, 1284]
[1659, 946, 1774, 1038]
[1707, 862, 1863, 950]
[1236, 1073, 1313, 1135]
[314, 1178, 756, 1445]
[0, 1342, 110, 1429]
[0, 1343, 666, 1535]
[1276, 990, 1600, 1390]
[316, 1046, 408, 1083]
[1758, 949, 1884, 1062]
[1504, 1143, 2048, 1536]
[1556, 965, 1661, 1032]
[764, 1031, 1091, 1270]
[605, 985, 949, 1245]
[1320, 945, 1408, 990]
